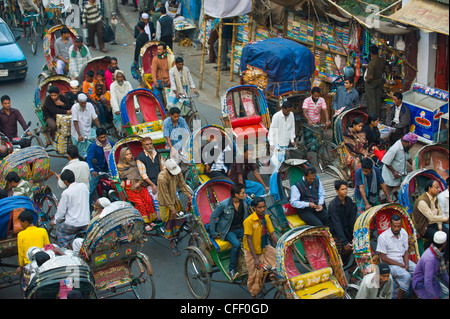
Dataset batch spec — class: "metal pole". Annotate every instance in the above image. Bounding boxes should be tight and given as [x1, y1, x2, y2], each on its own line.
[216, 19, 223, 98]
[199, 16, 207, 89]
[230, 18, 237, 82]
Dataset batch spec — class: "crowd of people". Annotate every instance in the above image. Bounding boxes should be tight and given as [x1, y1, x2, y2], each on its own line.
[0, 0, 448, 301]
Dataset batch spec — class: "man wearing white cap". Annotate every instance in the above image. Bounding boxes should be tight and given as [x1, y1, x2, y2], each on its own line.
[157, 158, 192, 256]
[70, 93, 100, 154]
[134, 12, 156, 40]
[65, 80, 81, 107]
[412, 231, 449, 299]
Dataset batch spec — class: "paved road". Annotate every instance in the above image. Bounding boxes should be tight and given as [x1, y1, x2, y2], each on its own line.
[0, 21, 259, 300]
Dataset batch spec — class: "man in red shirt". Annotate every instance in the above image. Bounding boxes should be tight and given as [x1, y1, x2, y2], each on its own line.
[0, 95, 30, 142]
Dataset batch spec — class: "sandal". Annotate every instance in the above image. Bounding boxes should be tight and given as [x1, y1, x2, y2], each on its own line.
[171, 246, 181, 256]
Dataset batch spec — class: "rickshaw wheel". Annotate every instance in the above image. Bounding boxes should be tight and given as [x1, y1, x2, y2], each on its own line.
[344, 284, 359, 299]
[187, 113, 208, 132]
[316, 142, 339, 173]
[184, 251, 211, 299]
[129, 256, 156, 299]
[38, 195, 58, 243]
[273, 290, 287, 299]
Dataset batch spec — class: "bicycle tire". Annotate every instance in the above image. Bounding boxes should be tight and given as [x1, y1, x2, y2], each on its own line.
[29, 134, 44, 147]
[316, 142, 339, 172]
[187, 112, 207, 132]
[30, 24, 37, 55]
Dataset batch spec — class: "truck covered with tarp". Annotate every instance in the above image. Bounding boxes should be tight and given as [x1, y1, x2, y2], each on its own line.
[240, 38, 315, 98]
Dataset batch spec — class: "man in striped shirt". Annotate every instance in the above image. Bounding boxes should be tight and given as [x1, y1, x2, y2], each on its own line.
[301, 87, 330, 151]
[82, 0, 106, 52]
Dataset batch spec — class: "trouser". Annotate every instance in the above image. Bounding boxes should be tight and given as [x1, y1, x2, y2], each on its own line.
[208, 170, 228, 178]
[214, 37, 231, 68]
[244, 245, 276, 297]
[390, 262, 416, 295]
[87, 22, 104, 50]
[365, 80, 384, 116]
[225, 228, 244, 272]
[296, 206, 329, 227]
[89, 174, 100, 205]
[208, 28, 218, 62]
[45, 117, 57, 140]
[113, 112, 122, 133]
[56, 59, 66, 75]
[160, 35, 173, 51]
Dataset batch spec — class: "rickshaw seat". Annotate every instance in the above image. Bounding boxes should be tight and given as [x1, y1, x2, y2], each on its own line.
[211, 237, 232, 251]
[286, 214, 307, 228]
[289, 267, 344, 299]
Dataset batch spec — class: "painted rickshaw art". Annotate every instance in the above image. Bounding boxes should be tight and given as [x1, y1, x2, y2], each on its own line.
[119, 88, 167, 149]
[275, 226, 349, 299]
[413, 143, 449, 181]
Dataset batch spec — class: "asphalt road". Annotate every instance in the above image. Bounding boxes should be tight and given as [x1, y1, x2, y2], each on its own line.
[0, 22, 259, 300]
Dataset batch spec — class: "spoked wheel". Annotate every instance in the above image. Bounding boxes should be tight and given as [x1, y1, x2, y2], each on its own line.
[29, 134, 45, 147]
[273, 290, 287, 299]
[316, 142, 339, 172]
[187, 112, 207, 132]
[129, 255, 156, 299]
[344, 284, 359, 299]
[38, 195, 58, 243]
[29, 24, 37, 55]
[184, 251, 211, 299]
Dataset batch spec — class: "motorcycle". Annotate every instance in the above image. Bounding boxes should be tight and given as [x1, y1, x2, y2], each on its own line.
[0, 121, 38, 157]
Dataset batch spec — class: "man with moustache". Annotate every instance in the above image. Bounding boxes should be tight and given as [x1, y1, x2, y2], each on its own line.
[356, 262, 394, 299]
[110, 70, 133, 134]
[70, 93, 100, 154]
[376, 214, 416, 299]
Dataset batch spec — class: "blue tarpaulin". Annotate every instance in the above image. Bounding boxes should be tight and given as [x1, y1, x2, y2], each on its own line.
[0, 196, 38, 239]
[240, 38, 316, 97]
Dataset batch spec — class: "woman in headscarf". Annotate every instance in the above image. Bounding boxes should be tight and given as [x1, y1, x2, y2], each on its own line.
[117, 147, 157, 231]
[343, 117, 370, 173]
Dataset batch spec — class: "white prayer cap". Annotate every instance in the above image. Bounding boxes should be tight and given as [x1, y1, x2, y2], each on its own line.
[433, 231, 447, 245]
[141, 13, 149, 19]
[97, 197, 111, 208]
[77, 93, 88, 102]
[70, 80, 79, 88]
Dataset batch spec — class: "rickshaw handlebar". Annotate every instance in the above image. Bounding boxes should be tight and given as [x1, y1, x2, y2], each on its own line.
[179, 92, 199, 99]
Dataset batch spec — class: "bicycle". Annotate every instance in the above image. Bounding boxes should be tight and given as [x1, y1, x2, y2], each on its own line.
[179, 92, 208, 131]
[22, 11, 41, 55]
[296, 121, 343, 179]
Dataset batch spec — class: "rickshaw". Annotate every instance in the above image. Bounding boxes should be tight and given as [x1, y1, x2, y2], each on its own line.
[23, 254, 96, 299]
[332, 108, 370, 184]
[107, 135, 192, 244]
[183, 124, 236, 190]
[0, 146, 58, 242]
[120, 88, 167, 149]
[33, 74, 72, 156]
[398, 169, 447, 215]
[352, 203, 420, 297]
[0, 196, 39, 289]
[139, 41, 173, 90]
[221, 85, 271, 158]
[79, 202, 156, 299]
[413, 143, 449, 181]
[184, 178, 285, 299]
[39, 24, 77, 81]
[275, 226, 350, 299]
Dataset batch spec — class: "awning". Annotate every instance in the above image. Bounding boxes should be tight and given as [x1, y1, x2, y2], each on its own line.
[381, 0, 449, 35]
[203, 0, 253, 18]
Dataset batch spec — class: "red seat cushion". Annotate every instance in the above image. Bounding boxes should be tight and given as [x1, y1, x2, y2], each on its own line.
[230, 115, 262, 128]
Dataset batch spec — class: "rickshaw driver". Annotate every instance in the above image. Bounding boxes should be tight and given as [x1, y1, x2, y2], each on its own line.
[163, 106, 191, 158]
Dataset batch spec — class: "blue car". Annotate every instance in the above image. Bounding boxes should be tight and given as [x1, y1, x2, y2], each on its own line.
[0, 18, 28, 81]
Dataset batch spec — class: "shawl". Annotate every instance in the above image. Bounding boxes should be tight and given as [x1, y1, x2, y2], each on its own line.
[117, 148, 142, 181]
[173, 66, 189, 92]
[96, 138, 112, 170]
[343, 127, 369, 157]
[71, 44, 89, 58]
[430, 244, 447, 275]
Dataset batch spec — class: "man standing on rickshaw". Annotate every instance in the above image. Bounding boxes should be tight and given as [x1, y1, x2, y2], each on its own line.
[151, 42, 175, 104]
[157, 159, 192, 256]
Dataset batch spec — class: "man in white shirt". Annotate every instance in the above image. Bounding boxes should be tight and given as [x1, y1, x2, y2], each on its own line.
[267, 100, 296, 168]
[71, 93, 100, 154]
[52, 169, 90, 248]
[56, 145, 91, 190]
[110, 70, 133, 134]
[376, 214, 416, 299]
[167, 57, 198, 109]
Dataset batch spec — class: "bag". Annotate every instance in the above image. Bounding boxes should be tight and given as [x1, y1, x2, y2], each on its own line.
[102, 23, 115, 43]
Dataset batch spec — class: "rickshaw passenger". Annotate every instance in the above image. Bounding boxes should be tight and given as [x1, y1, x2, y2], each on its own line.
[92, 197, 111, 218]
[343, 117, 370, 173]
[243, 197, 278, 298]
[362, 113, 382, 149]
[5, 171, 34, 200]
[53, 169, 90, 248]
[68, 36, 92, 80]
[110, 70, 133, 134]
[203, 134, 233, 178]
[105, 57, 119, 91]
[290, 166, 328, 227]
[381, 133, 417, 199]
[356, 262, 394, 299]
[412, 180, 449, 263]
[376, 214, 416, 299]
[117, 147, 157, 231]
[71, 93, 101, 154]
[16, 210, 50, 273]
[82, 70, 98, 100]
[56, 145, 91, 191]
[209, 183, 250, 280]
[229, 144, 268, 197]
[157, 159, 192, 256]
[437, 177, 449, 233]
[268, 100, 296, 167]
[42, 86, 71, 141]
[65, 80, 81, 107]
[412, 231, 449, 299]
[54, 27, 73, 75]
[328, 180, 357, 260]
[354, 158, 392, 215]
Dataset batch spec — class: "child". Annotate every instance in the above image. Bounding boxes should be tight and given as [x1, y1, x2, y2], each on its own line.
[5, 171, 34, 200]
[82, 69, 97, 100]
[16, 210, 50, 273]
[243, 197, 278, 298]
